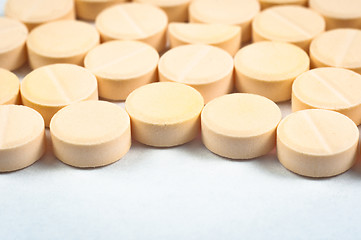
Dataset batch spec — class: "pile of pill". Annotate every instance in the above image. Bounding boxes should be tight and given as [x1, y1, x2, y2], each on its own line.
[0, 0, 361, 178]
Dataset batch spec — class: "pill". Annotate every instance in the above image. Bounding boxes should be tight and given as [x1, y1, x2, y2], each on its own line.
[125, 82, 204, 147]
[96, 3, 168, 52]
[259, 0, 308, 9]
[292, 67, 361, 125]
[20, 64, 98, 127]
[252, 5, 325, 51]
[0, 105, 45, 172]
[75, 0, 127, 21]
[309, 0, 361, 30]
[134, 0, 191, 22]
[158, 44, 234, 103]
[4, 0, 75, 31]
[189, 0, 260, 43]
[50, 100, 131, 168]
[0, 68, 20, 105]
[277, 109, 359, 178]
[234, 41, 309, 102]
[201, 93, 282, 159]
[26, 20, 100, 69]
[168, 22, 241, 56]
[0, 17, 28, 71]
[310, 28, 361, 74]
[84, 40, 159, 101]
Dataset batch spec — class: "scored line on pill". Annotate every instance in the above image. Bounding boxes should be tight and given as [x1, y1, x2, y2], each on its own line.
[177, 46, 211, 82]
[0, 106, 10, 148]
[334, 30, 358, 67]
[301, 111, 332, 154]
[309, 71, 352, 106]
[44, 68, 72, 104]
[116, 5, 146, 38]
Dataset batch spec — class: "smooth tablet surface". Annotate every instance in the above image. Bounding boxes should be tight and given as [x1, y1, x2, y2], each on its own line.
[234, 41, 309, 102]
[84, 40, 159, 100]
[0, 105, 45, 172]
[259, 0, 308, 9]
[189, 0, 260, 43]
[20, 64, 98, 126]
[134, 0, 191, 22]
[310, 0, 361, 29]
[5, 0, 75, 30]
[292, 67, 361, 125]
[0, 17, 28, 71]
[310, 29, 361, 74]
[75, 0, 127, 20]
[0, 68, 20, 105]
[96, 3, 168, 52]
[50, 100, 131, 168]
[277, 109, 359, 177]
[158, 44, 234, 103]
[252, 5, 325, 51]
[125, 82, 204, 147]
[168, 22, 241, 56]
[27, 20, 100, 69]
[201, 93, 282, 159]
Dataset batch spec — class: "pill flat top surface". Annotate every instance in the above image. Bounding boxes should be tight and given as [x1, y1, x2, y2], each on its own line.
[0, 68, 19, 105]
[234, 41, 309, 81]
[278, 109, 358, 155]
[85, 40, 159, 80]
[202, 93, 281, 137]
[0, 17, 27, 53]
[125, 82, 204, 124]
[27, 20, 99, 58]
[135, 0, 190, 6]
[310, 0, 361, 19]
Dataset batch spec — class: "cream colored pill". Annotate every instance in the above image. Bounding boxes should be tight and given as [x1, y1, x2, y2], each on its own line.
[75, 0, 127, 21]
[259, 0, 308, 9]
[0, 17, 28, 71]
[310, 29, 361, 74]
[158, 44, 234, 103]
[84, 40, 159, 101]
[50, 100, 131, 168]
[20, 64, 98, 127]
[0, 105, 45, 172]
[201, 93, 282, 159]
[125, 82, 204, 147]
[252, 5, 325, 51]
[0, 69, 20, 105]
[189, 0, 260, 43]
[292, 67, 361, 125]
[234, 41, 309, 102]
[27, 20, 100, 69]
[310, 0, 361, 30]
[168, 22, 241, 56]
[277, 109, 359, 178]
[96, 3, 168, 52]
[134, 0, 191, 22]
[5, 0, 75, 31]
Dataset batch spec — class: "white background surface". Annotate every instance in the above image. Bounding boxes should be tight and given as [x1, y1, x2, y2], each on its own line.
[1, 1, 361, 239]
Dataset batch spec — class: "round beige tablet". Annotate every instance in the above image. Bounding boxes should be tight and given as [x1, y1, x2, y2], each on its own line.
[5, 0, 75, 31]
[134, 0, 191, 22]
[0, 17, 28, 71]
[75, 0, 127, 20]
[259, 0, 308, 9]
[277, 109, 359, 177]
[125, 82, 204, 147]
[310, 0, 361, 29]
[27, 20, 100, 69]
[201, 93, 282, 159]
[20, 64, 98, 126]
[96, 3, 168, 52]
[292, 67, 361, 125]
[234, 41, 309, 102]
[158, 44, 234, 103]
[189, 0, 260, 43]
[84, 40, 159, 101]
[0, 105, 45, 172]
[0, 69, 20, 105]
[168, 23, 241, 56]
[50, 100, 131, 168]
[310, 29, 361, 74]
[252, 5, 325, 51]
